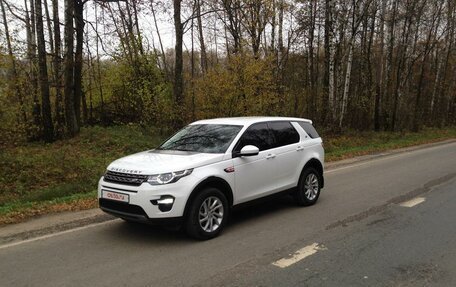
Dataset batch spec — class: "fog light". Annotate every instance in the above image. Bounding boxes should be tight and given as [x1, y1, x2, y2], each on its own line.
[151, 196, 175, 212]
[157, 197, 174, 205]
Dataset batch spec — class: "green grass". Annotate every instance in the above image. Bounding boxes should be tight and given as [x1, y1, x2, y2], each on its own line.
[324, 128, 456, 161]
[0, 125, 454, 224]
[0, 191, 96, 217]
[0, 125, 166, 221]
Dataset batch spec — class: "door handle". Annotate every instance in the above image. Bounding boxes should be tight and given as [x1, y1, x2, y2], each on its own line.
[296, 146, 304, 151]
[266, 153, 276, 159]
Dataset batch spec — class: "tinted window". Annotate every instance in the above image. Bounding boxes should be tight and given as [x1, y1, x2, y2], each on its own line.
[235, 123, 274, 152]
[158, 124, 242, 153]
[269, 121, 300, 148]
[298, 122, 320, 138]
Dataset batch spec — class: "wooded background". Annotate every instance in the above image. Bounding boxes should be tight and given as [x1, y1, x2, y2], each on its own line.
[0, 0, 455, 144]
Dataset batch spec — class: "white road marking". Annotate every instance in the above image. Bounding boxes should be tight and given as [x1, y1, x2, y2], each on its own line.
[0, 220, 118, 250]
[399, 197, 426, 208]
[272, 243, 327, 268]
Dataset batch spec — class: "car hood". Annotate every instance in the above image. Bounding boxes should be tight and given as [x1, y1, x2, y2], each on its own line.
[107, 150, 225, 175]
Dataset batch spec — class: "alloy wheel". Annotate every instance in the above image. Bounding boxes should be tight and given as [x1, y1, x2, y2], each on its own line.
[198, 196, 224, 233]
[304, 173, 319, 201]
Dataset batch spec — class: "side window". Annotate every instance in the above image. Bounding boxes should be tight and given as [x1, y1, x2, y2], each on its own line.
[298, 122, 320, 139]
[234, 123, 274, 152]
[269, 121, 300, 148]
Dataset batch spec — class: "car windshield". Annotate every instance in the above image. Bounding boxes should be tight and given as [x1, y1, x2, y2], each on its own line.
[157, 124, 243, 153]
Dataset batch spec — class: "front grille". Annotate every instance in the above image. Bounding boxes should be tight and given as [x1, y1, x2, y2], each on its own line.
[99, 199, 148, 217]
[103, 170, 148, 186]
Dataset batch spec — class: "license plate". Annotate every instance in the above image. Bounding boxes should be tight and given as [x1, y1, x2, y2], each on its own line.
[102, 190, 129, 203]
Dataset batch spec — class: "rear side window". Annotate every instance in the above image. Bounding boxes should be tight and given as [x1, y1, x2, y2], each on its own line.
[235, 123, 274, 151]
[268, 121, 300, 148]
[298, 122, 320, 139]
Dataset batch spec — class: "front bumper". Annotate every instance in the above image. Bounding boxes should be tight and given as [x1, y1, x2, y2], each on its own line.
[97, 175, 196, 220]
[99, 198, 183, 225]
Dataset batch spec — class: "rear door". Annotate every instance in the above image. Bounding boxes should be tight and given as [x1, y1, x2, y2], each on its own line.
[267, 121, 301, 191]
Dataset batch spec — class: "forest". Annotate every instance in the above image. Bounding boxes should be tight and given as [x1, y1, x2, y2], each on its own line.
[0, 0, 455, 145]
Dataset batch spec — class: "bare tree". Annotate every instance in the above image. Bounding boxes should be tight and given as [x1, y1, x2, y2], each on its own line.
[74, 0, 85, 126]
[173, 0, 185, 126]
[0, 0, 27, 125]
[64, 0, 79, 136]
[35, 0, 54, 141]
[196, 0, 208, 73]
[52, 0, 64, 135]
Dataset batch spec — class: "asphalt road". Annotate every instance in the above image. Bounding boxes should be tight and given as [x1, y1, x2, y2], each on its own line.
[1, 142, 455, 287]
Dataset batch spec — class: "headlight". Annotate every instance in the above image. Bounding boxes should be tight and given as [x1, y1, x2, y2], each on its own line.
[147, 169, 193, 185]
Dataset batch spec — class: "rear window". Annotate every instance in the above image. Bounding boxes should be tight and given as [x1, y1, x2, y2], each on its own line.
[298, 122, 320, 139]
[268, 121, 300, 148]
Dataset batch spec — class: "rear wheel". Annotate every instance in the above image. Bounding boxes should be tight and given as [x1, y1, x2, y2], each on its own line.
[295, 167, 321, 206]
[185, 187, 229, 240]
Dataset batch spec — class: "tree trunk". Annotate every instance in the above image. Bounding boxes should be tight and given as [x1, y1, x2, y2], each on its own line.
[384, 0, 398, 130]
[275, 0, 285, 113]
[339, 40, 354, 128]
[52, 0, 64, 136]
[196, 0, 208, 73]
[43, 0, 54, 53]
[374, 0, 386, 131]
[324, 0, 335, 124]
[307, 0, 316, 118]
[151, 1, 168, 75]
[35, 0, 54, 142]
[64, 0, 78, 136]
[131, 0, 144, 55]
[124, 0, 140, 62]
[27, 0, 42, 134]
[173, 0, 184, 126]
[191, 18, 196, 120]
[74, 0, 84, 126]
[94, 1, 105, 123]
[365, 3, 376, 130]
[277, 0, 284, 67]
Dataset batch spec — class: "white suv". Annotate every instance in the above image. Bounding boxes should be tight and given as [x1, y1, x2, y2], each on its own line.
[98, 117, 324, 239]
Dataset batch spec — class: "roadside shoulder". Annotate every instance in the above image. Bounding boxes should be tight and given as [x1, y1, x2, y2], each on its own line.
[0, 209, 114, 246]
[325, 139, 455, 170]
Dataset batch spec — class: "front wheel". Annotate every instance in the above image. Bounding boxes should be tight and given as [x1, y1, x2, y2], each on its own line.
[295, 167, 321, 206]
[185, 187, 229, 240]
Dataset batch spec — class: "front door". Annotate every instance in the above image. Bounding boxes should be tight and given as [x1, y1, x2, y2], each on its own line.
[232, 123, 277, 204]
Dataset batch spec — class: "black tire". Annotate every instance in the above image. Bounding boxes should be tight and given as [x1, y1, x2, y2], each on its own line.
[185, 187, 229, 240]
[295, 167, 321, 206]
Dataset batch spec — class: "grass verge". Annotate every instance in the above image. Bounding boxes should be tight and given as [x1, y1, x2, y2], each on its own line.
[0, 125, 455, 225]
[324, 128, 456, 161]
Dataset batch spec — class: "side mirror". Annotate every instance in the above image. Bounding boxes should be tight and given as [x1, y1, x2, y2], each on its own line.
[239, 145, 259, 157]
